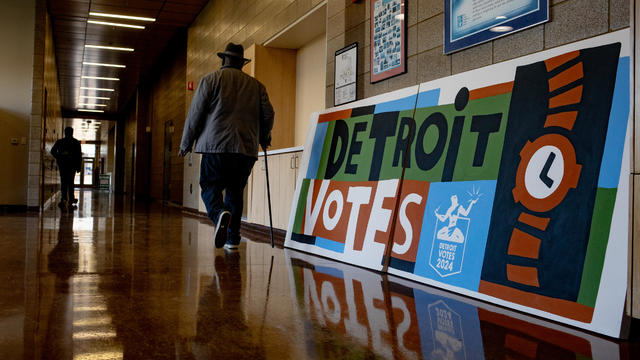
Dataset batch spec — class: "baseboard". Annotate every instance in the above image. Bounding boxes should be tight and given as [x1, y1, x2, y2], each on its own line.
[0, 204, 29, 213]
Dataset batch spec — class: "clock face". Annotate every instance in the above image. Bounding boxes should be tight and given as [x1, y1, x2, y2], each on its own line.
[524, 145, 564, 200]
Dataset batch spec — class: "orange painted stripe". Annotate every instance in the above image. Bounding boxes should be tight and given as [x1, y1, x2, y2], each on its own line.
[479, 281, 595, 323]
[318, 109, 352, 123]
[548, 62, 583, 92]
[477, 308, 593, 357]
[544, 111, 578, 130]
[549, 85, 583, 108]
[517, 212, 550, 231]
[506, 264, 540, 287]
[505, 334, 538, 358]
[507, 228, 541, 259]
[544, 50, 580, 72]
[469, 82, 514, 100]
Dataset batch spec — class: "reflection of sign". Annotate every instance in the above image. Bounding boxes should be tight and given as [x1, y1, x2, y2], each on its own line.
[444, 0, 548, 54]
[286, 31, 630, 337]
[428, 301, 466, 360]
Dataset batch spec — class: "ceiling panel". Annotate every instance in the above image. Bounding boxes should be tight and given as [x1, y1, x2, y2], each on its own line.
[50, 0, 209, 115]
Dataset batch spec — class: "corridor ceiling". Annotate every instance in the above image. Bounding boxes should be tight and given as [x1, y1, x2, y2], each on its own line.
[49, 0, 209, 116]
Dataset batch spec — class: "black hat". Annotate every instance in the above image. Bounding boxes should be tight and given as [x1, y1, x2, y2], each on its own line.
[217, 42, 251, 63]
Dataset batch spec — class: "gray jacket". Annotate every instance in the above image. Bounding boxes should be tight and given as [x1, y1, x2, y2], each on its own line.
[180, 66, 274, 158]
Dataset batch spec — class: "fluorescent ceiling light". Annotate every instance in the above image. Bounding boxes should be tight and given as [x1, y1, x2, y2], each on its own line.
[78, 109, 105, 113]
[87, 20, 145, 29]
[83, 62, 126, 68]
[490, 25, 513, 32]
[80, 96, 110, 100]
[89, 12, 155, 22]
[81, 87, 115, 92]
[78, 104, 108, 107]
[85, 44, 134, 52]
[82, 76, 120, 81]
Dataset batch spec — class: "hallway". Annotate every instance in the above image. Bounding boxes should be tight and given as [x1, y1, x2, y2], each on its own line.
[0, 190, 638, 359]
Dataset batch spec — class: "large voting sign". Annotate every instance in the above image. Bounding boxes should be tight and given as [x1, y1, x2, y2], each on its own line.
[285, 30, 630, 337]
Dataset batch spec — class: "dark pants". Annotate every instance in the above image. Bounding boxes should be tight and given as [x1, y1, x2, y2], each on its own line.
[200, 153, 256, 243]
[59, 167, 76, 203]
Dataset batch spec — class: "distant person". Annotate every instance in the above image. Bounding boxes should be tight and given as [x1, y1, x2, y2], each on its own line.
[180, 42, 274, 250]
[51, 127, 81, 210]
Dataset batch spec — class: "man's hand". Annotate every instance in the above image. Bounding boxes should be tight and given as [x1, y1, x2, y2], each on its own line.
[179, 148, 191, 157]
[260, 134, 271, 151]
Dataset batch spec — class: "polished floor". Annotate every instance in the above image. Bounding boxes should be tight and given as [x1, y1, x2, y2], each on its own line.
[1, 190, 639, 359]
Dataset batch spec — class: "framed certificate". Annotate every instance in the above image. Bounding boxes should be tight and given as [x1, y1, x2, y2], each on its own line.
[370, 0, 406, 83]
[445, 0, 548, 54]
[335, 43, 358, 106]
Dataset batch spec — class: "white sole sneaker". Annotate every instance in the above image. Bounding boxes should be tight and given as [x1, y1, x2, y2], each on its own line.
[224, 243, 239, 250]
[214, 211, 231, 248]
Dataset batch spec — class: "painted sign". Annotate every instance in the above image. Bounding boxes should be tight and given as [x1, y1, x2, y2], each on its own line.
[444, 0, 548, 54]
[286, 30, 630, 337]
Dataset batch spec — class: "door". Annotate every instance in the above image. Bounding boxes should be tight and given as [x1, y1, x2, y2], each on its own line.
[80, 157, 96, 187]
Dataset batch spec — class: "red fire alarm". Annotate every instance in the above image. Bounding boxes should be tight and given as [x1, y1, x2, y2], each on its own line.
[187, 81, 194, 91]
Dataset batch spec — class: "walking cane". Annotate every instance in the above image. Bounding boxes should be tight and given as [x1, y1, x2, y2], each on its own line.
[262, 145, 275, 248]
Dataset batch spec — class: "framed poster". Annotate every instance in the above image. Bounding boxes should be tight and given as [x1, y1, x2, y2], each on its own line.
[370, 0, 406, 83]
[334, 43, 358, 106]
[445, 0, 548, 54]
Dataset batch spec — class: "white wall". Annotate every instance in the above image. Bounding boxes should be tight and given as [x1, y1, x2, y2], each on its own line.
[0, 0, 35, 205]
[294, 34, 326, 146]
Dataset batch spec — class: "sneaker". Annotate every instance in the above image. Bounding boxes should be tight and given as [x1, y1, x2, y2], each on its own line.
[224, 239, 240, 250]
[214, 211, 231, 249]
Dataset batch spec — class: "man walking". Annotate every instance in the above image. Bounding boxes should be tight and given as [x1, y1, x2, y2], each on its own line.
[51, 127, 82, 210]
[180, 42, 274, 250]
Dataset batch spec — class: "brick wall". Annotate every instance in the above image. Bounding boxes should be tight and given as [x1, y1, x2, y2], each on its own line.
[28, 2, 63, 208]
[325, 0, 630, 107]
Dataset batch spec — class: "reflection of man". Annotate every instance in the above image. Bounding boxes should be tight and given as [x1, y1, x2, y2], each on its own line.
[190, 253, 265, 358]
[51, 127, 81, 210]
[180, 42, 274, 250]
[434, 195, 478, 243]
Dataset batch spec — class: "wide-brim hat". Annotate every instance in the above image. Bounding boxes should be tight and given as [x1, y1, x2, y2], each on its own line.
[217, 42, 251, 64]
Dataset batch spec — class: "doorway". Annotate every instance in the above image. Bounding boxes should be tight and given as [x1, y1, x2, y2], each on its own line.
[79, 157, 96, 187]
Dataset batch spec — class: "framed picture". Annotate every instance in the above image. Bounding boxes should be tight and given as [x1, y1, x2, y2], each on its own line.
[444, 0, 548, 54]
[334, 43, 358, 106]
[370, 0, 406, 83]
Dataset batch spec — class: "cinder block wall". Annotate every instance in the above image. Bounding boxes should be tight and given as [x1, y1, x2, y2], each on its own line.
[325, 0, 629, 107]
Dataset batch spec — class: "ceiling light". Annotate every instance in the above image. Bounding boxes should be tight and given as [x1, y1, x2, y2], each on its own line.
[82, 76, 120, 81]
[85, 44, 134, 52]
[80, 96, 110, 100]
[490, 26, 513, 32]
[495, 15, 507, 20]
[83, 62, 126, 68]
[87, 20, 145, 29]
[81, 87, 115, 92]
[78, 104, 108, 107]
[89, 12, 155, 22]
[78, 109, 105, 113]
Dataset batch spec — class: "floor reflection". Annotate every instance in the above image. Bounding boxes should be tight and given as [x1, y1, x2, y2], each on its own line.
[9, 190, 635, 359]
